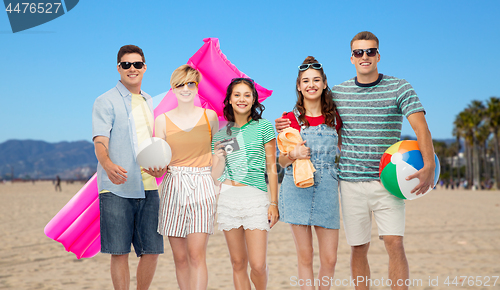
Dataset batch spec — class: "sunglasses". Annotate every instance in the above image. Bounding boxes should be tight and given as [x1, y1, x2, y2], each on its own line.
[174, 81, 198, 90]
[351, 48, 378, 58]
[298, 63, 322, 71]
[118, 62, 145, 69]
[231, 77, 254, 83]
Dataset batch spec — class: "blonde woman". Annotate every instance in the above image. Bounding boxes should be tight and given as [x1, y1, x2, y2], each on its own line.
[147, 65, 218, 290]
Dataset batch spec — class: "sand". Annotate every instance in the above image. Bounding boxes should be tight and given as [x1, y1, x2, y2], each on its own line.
[1, 181, 499, 290]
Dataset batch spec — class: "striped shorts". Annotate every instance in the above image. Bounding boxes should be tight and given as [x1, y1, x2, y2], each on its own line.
[158, 166, 217, 238]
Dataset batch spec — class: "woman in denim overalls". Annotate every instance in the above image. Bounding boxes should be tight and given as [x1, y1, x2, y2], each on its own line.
[278, 56, 341, 290]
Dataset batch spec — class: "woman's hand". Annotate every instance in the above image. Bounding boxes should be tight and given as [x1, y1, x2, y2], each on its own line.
[142, 166, 168, 178]
[268, 202, 279, 228]
[290, 140, 310, 160]
[213, 141, 227, 162]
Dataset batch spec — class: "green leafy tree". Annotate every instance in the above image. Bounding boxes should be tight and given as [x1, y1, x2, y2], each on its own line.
[485, 97, 500, 189]
[454, 110, 473, 188]
[467, 100, 486, 189]
[433, 140, 447, 182]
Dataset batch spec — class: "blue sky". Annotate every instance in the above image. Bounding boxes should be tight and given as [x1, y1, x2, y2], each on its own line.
[1, 0, 499, 143]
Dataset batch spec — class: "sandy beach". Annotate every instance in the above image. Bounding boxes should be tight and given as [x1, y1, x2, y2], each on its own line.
[0, 181, 499, 290]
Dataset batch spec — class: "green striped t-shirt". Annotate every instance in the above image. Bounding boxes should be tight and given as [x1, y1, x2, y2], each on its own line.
[212, 119, 275, 192]
[331, 74, 425, 182]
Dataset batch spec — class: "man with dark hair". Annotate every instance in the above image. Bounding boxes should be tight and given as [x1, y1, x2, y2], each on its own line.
[332, 31, 435, 290]
[92, 44, 165, 290]
[117, 44, 146, 65]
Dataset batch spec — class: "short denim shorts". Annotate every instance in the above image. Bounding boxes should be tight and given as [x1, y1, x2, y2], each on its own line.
[99, 190, 164, 257]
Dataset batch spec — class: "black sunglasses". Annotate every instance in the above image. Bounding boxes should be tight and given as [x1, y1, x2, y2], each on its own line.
[298, 63, 322, 71]
[118, 62, 145, 69]
[352, 48, 378, 58]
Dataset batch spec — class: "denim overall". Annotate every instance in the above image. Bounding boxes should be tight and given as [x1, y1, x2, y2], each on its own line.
[278, 110, 340, 229]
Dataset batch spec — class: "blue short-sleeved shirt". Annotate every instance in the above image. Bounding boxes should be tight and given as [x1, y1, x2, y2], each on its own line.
[92, 81, 154, 198]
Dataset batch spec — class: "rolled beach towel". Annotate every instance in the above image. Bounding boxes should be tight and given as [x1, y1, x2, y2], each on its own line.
[277, 127, 316, 188]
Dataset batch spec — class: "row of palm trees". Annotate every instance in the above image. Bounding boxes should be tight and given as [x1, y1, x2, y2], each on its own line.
[437, 96, 500, 189]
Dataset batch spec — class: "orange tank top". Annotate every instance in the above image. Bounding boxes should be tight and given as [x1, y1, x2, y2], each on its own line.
[164, 109, 212, 167]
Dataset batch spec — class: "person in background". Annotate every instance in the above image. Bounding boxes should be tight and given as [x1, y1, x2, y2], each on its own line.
[55, 175, 61, 191]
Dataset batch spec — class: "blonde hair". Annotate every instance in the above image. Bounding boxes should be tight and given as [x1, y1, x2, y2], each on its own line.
[170, 64, 201, 88]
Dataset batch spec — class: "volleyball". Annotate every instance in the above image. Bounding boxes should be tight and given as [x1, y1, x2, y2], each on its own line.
[136, 137, 172, 169]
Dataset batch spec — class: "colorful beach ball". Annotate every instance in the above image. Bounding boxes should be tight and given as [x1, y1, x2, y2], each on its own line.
[379, 140, 440, 200]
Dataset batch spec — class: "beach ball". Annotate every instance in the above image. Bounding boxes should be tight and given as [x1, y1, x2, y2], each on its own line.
[379, 140, 440, 200]
[136, 137, 172, 169]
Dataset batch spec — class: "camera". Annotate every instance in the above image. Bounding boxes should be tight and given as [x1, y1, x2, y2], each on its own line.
[220, 138, 240, 154]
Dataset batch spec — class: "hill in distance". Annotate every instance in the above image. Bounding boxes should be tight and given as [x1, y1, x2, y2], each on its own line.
[0, 139, 97, 180]
[0, 137, 460, 181]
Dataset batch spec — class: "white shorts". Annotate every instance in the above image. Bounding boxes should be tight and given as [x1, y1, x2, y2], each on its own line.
[217, 183, 270, 231]
[340, 180, 405, 246]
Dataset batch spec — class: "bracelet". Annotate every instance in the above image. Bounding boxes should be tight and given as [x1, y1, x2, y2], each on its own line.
[270, 201, 278, 207]
[285, 152, 296, 162]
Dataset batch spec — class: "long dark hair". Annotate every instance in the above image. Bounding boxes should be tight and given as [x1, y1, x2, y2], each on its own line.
[295, 56, 337, 128]
[223, 78, 265, 135]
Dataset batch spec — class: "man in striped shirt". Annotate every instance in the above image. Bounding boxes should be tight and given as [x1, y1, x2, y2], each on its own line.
[331, 31, 435, 290]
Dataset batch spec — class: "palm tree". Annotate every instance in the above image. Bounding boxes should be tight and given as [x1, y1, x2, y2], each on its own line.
[452, 125, 462, 187]
[454, 110, 474, 188]
[487, 138, 497, 188]
[476, 123, 491, 185]
[446, 141, 459, 187]
[467, 100, 486, 190]
[485, 97, 500, 189]
[454, 113, 466, 187]
[433, 140, 447, 183]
